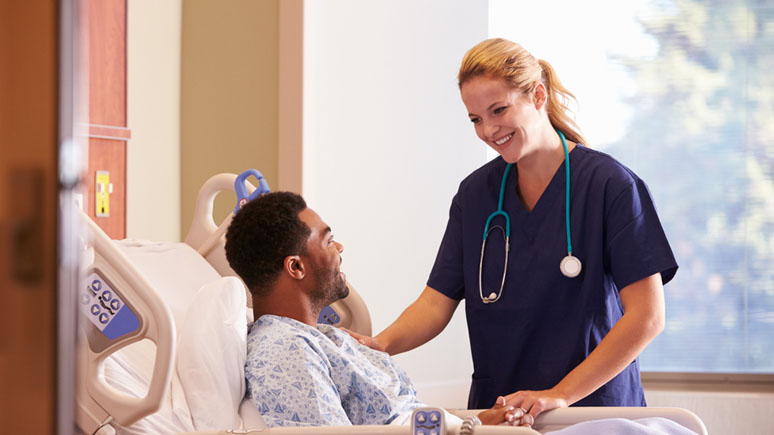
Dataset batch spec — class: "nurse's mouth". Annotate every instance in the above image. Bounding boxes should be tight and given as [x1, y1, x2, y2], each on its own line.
[494, 133, 513, 147]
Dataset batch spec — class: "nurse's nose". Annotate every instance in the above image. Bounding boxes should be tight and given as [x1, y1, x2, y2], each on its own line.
[484, 121, 499, 139]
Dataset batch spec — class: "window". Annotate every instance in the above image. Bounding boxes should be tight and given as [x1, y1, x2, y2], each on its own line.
[490, 0, 774, 373]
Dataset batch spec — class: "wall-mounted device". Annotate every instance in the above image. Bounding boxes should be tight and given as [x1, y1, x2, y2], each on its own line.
[95, 170, 112, 217]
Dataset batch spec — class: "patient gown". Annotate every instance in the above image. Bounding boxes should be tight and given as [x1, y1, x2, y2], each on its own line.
[245, 315, 424, 427]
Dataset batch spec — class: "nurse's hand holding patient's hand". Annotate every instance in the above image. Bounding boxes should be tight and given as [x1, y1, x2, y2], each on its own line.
[477, 396, 531, 427]
[341, 327, 386, 352]
[504, 388, 569, 424]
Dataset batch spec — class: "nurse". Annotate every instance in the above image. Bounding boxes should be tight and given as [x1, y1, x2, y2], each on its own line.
[349, 38, 678, 425]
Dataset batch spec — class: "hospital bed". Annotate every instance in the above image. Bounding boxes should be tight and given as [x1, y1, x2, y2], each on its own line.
[75, 170, 708, 435]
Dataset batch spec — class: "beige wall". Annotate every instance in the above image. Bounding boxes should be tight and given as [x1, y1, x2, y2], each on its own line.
[127, 0, 183, 241]
[180, 0, 280, 238]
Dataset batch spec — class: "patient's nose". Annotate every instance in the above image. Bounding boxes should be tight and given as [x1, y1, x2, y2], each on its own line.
[335, 241, 343, 253]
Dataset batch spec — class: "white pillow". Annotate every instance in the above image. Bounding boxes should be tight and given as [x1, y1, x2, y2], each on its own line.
[114, 239, 223, 333]
[177, 276, 249, 430]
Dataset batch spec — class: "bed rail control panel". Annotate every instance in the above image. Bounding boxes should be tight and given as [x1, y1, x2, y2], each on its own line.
[81, 271, 141, 352]
[317, 305, 341, 326]
[411, 407, 445, 435]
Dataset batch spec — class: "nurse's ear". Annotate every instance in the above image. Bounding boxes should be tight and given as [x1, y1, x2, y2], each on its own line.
[284, 255, 306, 280]
[532, 82, 547, 112]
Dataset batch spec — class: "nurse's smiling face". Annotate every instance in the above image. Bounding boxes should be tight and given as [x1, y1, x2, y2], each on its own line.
[460, 75, 544, 164]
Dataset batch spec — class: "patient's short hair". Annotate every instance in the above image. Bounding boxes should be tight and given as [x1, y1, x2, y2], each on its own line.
[225, 191, 310, 296]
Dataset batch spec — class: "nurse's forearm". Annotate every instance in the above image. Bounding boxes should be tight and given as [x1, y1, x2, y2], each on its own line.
[552, 274, 665, 405]
[375, 286, 459, 356]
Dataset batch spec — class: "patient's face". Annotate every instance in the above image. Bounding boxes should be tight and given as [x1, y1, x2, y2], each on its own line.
[298, 208, 349, 307]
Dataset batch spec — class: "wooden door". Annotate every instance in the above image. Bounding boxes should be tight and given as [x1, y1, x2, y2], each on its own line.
[0, 0, 60, 432]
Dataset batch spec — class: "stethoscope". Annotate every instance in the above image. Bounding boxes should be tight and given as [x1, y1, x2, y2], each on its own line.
[479, 129, 582, 304]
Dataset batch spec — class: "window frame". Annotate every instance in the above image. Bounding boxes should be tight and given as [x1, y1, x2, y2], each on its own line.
[642, 372, 774, 393]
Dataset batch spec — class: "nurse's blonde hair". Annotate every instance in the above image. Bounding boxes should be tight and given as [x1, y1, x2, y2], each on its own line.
[458, 38, 587, 146]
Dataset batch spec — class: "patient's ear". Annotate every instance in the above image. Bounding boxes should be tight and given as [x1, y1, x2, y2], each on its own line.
[284, 255, 305, 280]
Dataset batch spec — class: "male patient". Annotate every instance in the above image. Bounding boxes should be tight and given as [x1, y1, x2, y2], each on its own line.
[224, 192, 523, 427]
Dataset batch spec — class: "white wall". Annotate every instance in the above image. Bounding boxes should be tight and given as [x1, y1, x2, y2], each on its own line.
[127, 0, 182, 241]
[303, 0, 489, 388]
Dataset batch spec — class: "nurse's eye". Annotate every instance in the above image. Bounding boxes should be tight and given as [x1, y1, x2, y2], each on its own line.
[469, 117, 481, 124]
[493, 106, 508, 115]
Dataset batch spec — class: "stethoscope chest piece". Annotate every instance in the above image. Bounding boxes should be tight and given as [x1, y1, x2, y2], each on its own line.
[560, 254, 582, 278]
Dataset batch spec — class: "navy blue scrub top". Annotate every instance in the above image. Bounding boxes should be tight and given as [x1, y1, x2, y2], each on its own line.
[427, 145, 678, 409]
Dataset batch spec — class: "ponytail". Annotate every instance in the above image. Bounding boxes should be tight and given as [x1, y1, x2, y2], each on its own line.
[538, 60, 587, 146]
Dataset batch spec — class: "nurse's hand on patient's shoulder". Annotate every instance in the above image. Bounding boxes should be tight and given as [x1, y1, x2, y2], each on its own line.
[504, 388, 569, 427]
[340, 327, 386, 352]
[476, 396, 529, 426]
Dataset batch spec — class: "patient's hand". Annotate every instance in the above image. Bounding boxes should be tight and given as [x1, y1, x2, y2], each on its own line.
[476, 396, 530, 426]
[503, 388, 567, 428]
[340, 327, 386, 352]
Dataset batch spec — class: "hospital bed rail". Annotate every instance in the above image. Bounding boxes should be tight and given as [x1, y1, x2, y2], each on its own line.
[77, 212, 176, 434]
[183, 426, 539, 434]
[175, 404, 708, 435]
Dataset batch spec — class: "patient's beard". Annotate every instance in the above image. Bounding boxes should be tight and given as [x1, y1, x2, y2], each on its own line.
[311, 264, 349, 310]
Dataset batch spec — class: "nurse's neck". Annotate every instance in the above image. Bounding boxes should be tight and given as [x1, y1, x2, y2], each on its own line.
[516, 128, 575, 212]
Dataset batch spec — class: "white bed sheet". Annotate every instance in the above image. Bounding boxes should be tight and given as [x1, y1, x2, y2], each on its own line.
[544, 417, 699, 435]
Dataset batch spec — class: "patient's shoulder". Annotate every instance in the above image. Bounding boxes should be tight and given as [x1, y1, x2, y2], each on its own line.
[247, 315, 329, 360]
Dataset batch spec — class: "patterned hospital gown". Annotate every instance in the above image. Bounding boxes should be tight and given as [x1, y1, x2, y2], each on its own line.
[245, 315, 425, 427]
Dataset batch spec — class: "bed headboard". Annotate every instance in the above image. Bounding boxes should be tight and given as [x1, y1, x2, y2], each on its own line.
[184, 171, 372, 336]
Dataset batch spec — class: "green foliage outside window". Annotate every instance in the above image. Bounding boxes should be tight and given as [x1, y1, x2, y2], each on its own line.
[605, 0, 774, 372]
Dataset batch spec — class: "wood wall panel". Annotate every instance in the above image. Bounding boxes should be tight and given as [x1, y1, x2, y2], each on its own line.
[88, 0, 126, 126]
[87, 0, 128, 239]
